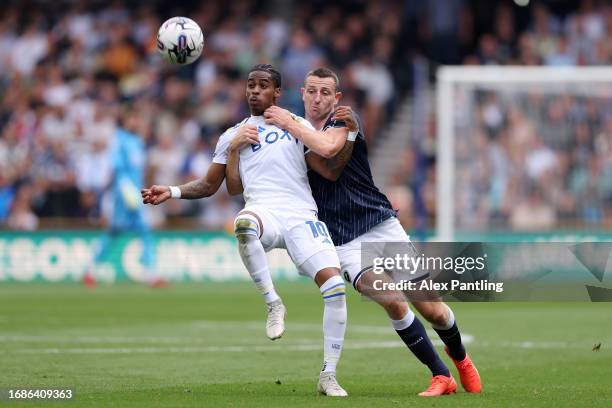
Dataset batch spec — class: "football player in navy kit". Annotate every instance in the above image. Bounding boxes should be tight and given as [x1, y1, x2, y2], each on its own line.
[263, 68, 482, 397]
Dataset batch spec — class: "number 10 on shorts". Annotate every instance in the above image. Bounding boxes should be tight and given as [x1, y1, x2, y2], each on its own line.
[305, 220, 330, 239]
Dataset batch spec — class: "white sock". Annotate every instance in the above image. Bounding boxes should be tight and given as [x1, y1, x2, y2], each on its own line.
[237, 234, 280, 304]
[390, 308, 415, 331]
[320, 275, 347, 373]
[431, 304, 455, 330]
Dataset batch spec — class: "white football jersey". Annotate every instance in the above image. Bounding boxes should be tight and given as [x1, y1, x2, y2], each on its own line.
[213, 115, 318, 213]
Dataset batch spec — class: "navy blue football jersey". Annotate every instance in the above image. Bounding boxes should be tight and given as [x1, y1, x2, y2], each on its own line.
[308, 113, 397, 246]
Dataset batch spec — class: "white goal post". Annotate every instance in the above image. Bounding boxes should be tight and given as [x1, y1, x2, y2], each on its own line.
[436, 66, 612, 241]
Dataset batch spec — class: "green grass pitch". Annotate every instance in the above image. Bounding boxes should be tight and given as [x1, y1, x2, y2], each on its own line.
[1, 282, 611, 407]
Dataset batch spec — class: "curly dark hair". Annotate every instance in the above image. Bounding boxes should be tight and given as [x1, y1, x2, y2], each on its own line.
[248, 64, 282, 88]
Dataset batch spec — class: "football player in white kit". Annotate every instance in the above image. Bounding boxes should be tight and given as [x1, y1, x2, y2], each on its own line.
[216, 64, 355, 397]
[142, 64, 353, 396]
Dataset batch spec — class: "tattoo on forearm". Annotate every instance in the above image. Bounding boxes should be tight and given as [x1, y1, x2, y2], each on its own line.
[180, 178, 209, 199]
[327, 141, 354, 173]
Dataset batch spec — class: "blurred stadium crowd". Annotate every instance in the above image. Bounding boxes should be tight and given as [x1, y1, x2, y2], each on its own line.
[0, 0, 610, 232]
[435, 0, 611, 233]
[454, 87, 612, 232]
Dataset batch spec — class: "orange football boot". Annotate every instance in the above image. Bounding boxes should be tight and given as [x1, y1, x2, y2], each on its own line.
[418, 375, 457, 397]
[445, 346, 482, 393]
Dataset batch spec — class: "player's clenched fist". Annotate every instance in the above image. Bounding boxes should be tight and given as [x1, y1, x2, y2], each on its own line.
[264, 106, 293, 129]
[141, 185, 171, 205]
[332, 106, 358, 132]
[230, 125, 259, 151]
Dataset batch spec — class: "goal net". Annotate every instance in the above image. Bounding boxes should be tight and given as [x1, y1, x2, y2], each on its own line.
[436, 66, 612, 240]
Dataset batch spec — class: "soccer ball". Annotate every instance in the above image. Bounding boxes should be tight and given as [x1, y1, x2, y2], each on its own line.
[157, 17, 204, 65]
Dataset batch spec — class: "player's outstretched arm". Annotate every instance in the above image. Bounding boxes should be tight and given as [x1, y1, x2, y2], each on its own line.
[264, 106, 347, 159]
[305, 106, 359, 181]
[141, 163, 227, 205]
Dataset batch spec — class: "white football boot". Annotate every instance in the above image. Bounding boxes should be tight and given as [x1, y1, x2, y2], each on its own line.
[265, 299, 286, 340]
[317, 372, 348, 397]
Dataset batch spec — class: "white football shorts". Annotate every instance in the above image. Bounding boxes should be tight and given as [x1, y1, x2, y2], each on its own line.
[336, 217, 429, 288]
[239, 205, 340, 279]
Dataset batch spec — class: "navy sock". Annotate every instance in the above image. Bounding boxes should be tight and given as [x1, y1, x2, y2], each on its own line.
[434, 322, 466, 361]
[396, 317, 450, 377]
